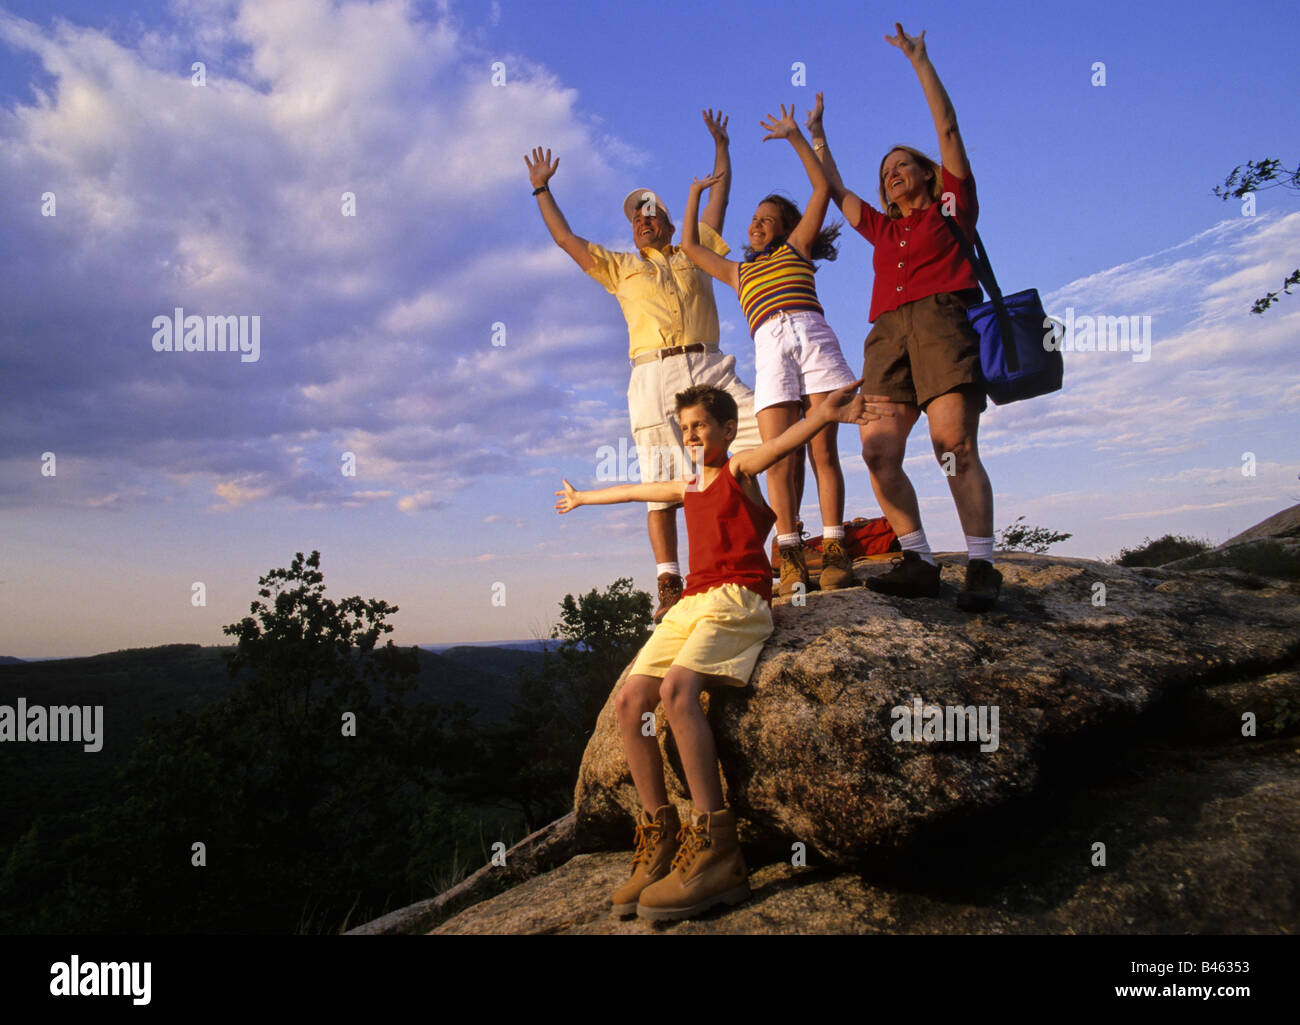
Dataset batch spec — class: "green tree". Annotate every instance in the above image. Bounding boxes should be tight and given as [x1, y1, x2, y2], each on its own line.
[996, 515, 1072, 554]
[1214, 157, 1300, 314]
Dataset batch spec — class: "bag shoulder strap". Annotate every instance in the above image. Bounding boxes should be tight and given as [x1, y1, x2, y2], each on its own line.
[940, 212, 1004, 306]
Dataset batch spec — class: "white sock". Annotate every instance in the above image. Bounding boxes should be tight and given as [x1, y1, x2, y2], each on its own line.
[966, 536, 994, 563]
[656, 562, 681, 577]
[777, 531, 801, 549]
[823, 524, 845, 541]
[897, 528, 935, 566]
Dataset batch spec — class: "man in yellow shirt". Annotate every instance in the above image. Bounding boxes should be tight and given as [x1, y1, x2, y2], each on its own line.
[526, 110, 762, 621]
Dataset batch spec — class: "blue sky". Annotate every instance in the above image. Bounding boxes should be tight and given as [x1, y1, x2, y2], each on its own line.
[1, 0, 1297, 657]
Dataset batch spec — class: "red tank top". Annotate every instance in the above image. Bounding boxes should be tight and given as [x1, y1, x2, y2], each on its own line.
[682, 463, 778, 603]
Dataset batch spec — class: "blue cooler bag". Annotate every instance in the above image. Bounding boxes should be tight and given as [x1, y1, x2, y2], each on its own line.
[942, 216, 1063, 405]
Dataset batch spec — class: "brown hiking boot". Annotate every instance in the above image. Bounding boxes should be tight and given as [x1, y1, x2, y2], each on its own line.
[864, 550, 941, 598]
[611, 805, 681, 918]
[653, 573, 683, 624]
[637, 807, 750, 921]
[956, 558, 1003, 612]
[818, 537, 855, 591]
[777, 542, 810, 597]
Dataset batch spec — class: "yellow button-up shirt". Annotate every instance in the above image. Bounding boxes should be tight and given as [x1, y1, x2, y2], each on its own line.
[585, 222, 731, 360]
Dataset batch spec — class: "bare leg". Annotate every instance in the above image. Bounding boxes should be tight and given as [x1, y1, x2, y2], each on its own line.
[659, 666, 724, 813]
[925, 390, 993, 537]
[757, 402, 801, 537]
[647, 506, 679, 566]
[803, 392, 846, 529]
[859, 401, 923, 534]
[615, 674, 669, 811]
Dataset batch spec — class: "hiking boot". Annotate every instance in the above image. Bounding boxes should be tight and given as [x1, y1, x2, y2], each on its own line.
[636, 807, 750, 921]
[611, 805, 682, 918]
[864, 550, 941, 598]
[653, 573, 683, 624]
[777, 542, 810, 597]
[956, 558, 1003, 612]
[818, 537, 856, 591]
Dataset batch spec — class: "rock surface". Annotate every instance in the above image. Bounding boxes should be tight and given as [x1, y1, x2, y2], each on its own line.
[574, 553, 1300, 862]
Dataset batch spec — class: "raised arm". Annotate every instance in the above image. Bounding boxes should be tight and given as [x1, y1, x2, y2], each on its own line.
[525, 147, 596, 273]
[700, 109, 732, 233]
[731, 382, 894, 480]
[555, 477, 685, 513]
[681, 174, 741, 292]
[760, 103, 830, 259]
[805, 92, 864, 227]
[886, 24, 970, 178]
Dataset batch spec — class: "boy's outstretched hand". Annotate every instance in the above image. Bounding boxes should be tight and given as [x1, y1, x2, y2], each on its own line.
[555, 478, 582, 513]
[821, 380, 896, 425]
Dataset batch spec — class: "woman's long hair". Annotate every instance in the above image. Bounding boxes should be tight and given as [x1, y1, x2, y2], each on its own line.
[742, 193, 841, 263]
[877, 145, 945, 220]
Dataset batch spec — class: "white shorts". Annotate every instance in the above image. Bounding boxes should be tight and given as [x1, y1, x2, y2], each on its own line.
[627, 348, 762, 511]
[752, 309, 857, 413]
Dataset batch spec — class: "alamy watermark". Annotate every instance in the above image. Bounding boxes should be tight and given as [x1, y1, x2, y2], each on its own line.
[1043, 307, 1151, 363]
[890, 697, 999, 752]
[0, 698, 103, 752]
[152, 307, 260, 363]
[595, 438, 699, 484]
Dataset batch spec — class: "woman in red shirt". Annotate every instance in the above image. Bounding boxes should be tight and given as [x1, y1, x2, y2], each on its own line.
[807, 23, 1001, 611]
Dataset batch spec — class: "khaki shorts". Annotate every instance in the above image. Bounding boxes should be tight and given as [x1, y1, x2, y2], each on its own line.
[628, 582, 773, 687]
[628, 349, 761, 511]
[862, 290, 987, 412]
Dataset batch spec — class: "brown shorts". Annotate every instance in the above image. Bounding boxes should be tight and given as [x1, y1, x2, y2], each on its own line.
[862, 290, 987, 412]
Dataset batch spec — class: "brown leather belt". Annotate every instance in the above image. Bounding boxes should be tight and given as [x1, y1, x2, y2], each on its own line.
[631, 343, 718, 366]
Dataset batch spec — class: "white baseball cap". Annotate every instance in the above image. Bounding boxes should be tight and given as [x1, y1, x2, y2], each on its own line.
[623, 188, 672, 225]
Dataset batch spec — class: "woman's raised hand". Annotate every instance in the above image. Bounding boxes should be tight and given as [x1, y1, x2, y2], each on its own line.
[804, 92, 825, 133]
[885, 22, 927, 62]
[524, 146, 559, 189]
[702, 108, 729, 145]
[760, 103, 800, 141]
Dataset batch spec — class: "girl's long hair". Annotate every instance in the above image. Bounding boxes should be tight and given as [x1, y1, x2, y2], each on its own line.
[742, 193, 841, 263]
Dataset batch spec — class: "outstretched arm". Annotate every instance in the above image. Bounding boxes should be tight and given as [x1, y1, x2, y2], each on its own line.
[555, 478, 685, 513]
[731, 381, 894, 479]
[700, 109, 732, 233]
[805, 92, 864, 227]
[760, 103, 830, 259]
[525, 147, 597, 273]
[886, 24, 970, 178]
[681, 174, 741, 292]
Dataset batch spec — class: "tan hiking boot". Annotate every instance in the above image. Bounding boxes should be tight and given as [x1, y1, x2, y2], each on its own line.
[636, 807, 751, 921]
[777, 542, 810, 597]
[818, 537, 855, 590]
[611, 805, 681, 918]
[653, 573, 683, 624]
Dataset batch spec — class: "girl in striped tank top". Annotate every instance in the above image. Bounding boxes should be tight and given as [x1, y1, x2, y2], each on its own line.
[681, 103, 858, 596]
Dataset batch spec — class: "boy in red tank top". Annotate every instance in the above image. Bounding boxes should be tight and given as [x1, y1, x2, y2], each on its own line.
[556, 380, 890, 921]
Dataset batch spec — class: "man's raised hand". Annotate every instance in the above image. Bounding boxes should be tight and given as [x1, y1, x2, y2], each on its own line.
[702, 108, 729, 146]
[759, 103, 801, 142]
[525, 146, 560, 189]
[885, 22, 927, 63]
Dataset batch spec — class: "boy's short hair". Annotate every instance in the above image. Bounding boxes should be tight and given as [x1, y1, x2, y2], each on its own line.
[675, 385, 738, 426]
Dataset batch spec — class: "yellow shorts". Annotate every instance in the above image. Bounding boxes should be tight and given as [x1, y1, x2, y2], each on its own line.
[628, 582, 774, 687]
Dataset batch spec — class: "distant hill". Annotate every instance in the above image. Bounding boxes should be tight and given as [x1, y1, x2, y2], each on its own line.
[0, 641, 547, 848]
[0, 656, 24, 664]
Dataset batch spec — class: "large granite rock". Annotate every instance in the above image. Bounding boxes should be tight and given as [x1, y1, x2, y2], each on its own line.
[572, 553, 1300, 863]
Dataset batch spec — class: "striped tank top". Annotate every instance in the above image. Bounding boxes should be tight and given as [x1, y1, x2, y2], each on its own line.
[736, 242, 823, 338]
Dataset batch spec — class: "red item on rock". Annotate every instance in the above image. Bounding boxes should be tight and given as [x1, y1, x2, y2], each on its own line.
[769, 516, 900, 576]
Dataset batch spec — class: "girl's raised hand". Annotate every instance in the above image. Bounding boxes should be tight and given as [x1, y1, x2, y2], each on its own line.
[702, 108, 729, 145]
[804, 92, 825, 133]
[884, 22, 927, 62]
[524, 146, 559, 189]
[759, 103, 800, 141]
[689, 172, 725, 195]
